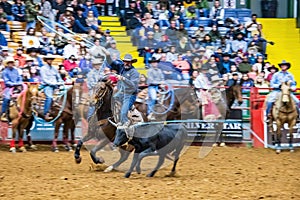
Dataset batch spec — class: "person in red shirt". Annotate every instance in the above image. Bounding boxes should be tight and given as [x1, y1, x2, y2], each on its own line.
[13, 47, 26, 67]
[266, 65, 278, 83]
[63, 55, 78, 77]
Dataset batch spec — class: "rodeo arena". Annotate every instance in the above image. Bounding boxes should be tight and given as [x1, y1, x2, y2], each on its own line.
[0, 0, 300, 199]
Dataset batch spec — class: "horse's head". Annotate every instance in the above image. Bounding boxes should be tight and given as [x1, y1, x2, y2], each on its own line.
[281, 82, 292, 104]
[232, 84, 243, 105]
[93, 78, 114, 106]
[27, 83, 39, 106]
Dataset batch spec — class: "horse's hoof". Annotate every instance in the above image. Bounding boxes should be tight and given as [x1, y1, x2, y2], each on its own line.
[136, 167, 141, 174]
[276, 149, 281, 154]
[64, 145, 73, 152]
[9, 147, 16, 153]
[124, 172, 131, 178]
[220, 142, 226, 147]
[29, 145, 38, 150]
[212, 143, 218, 147]
[146, 173, 154, 177]
[75, 157, 82, 164]
[96, 157, 105, 164]
[166, 171, 176, 177]
[104, 165, 114, 173]
[290, 149, 295, 153]
[52, 147, 59, 153]
[19, 146, 27, 152]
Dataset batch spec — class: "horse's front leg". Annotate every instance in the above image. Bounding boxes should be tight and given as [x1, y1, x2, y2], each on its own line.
[275, 121, 282, 154]
[18, 127, 27, 152]
[26, 116, 37, 150]
[52, 120, 61, 152]
[288, 120, 296, 152]
[9, 120, 18, 153]
[70, 119, 76, 148]
[90, 139, 109, 164]
[74, 133, 95, 164]
[62, 123, 72, 152]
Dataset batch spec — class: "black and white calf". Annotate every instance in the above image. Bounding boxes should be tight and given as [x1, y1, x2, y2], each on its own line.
[113, 123, 187, 178]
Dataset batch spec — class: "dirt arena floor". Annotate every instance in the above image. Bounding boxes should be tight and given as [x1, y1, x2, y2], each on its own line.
[0, 145, 299, 200]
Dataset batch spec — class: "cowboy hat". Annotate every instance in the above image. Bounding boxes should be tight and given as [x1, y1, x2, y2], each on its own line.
[122, 54, 137, 63]
[278, 60, 291, 69]
[4, 57, 15, 65]
[1, 46, 9, 51]
[66, 7, 74, 13]
[26, 47, 39, 54]
[148, 57, 160, 63]
[267, 65, 279, 72]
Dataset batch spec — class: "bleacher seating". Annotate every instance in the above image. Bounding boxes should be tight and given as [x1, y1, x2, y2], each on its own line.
[224, 8, 252, 23]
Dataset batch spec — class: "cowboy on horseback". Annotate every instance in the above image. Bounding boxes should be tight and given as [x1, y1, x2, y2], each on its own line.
[1, 57, 23, 122]
[147, 57, 165, 121]
[266, 60, 300, 122]
[114, 54, 140, 127]
[39, 54, 65, 121]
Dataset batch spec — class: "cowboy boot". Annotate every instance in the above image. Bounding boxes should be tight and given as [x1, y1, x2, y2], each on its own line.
[0, 113, 8, 122]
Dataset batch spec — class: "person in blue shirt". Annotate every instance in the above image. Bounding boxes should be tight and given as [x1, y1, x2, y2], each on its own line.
[114, 54, 140, 127]
[266, 60, 300, 121]
[39, 54, 64, 121]
[1, 57, 23, 121]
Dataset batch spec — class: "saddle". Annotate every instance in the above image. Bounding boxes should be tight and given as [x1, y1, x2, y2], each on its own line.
[114, 101, 144, 126]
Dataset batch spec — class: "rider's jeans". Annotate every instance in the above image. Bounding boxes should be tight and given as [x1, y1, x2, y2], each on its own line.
[2, 88, 11, 114]
[148, 85, 158, 115]
[44, 86, 55, 115]
[114, 92, 136, 124]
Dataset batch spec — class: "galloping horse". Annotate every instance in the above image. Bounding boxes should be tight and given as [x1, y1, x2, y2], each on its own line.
[9, 83, 39, 152]
[268, 82, 298, 153]
[74, 79, 135, 171]
[74, 80, 187, 170]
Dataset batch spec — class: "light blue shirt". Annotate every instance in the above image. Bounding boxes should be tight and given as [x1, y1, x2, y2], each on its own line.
[270, 71, 296, 90]
[40, 64, 64, 86]
[2, 67, 22, 87]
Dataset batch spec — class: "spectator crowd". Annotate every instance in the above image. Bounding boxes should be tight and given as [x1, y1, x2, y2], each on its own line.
[0, 0, 276, 94]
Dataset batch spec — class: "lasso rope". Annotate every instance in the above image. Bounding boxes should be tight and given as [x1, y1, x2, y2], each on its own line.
[32, 85, 68, 124]
[37, 16, 95, 47]
[149, 83, 175, 115]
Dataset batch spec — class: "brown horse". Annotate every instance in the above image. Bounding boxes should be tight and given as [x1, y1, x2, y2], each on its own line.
[74, 79, 135, 170]
[74, 80, 183, 172]
[9, 83, 39, 153]
[268, 82, 297, 153]
[49, 85, 77, 152]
